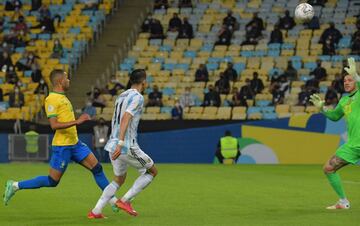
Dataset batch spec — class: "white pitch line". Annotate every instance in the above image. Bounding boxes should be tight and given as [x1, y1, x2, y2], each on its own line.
[343, 180, 360, 185]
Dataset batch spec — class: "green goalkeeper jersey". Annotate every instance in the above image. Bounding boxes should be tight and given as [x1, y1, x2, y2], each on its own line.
[323, 90, 360, 147]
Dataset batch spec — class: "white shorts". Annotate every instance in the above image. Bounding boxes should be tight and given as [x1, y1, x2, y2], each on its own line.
[110, 145, 154, 176]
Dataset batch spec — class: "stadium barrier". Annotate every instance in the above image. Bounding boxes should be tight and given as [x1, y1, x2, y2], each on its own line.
[0, 114, 355, 164]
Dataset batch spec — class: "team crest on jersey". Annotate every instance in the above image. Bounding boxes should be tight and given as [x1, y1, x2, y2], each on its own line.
[47, 105, 54, 112]
[60, 161, 66, 169]
[344, 100, 352, 116]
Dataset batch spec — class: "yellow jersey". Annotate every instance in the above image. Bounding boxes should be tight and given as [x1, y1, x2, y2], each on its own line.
[44, 92, 78, 146]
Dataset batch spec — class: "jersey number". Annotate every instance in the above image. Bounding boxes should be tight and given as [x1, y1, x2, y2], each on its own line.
[112, 102, 123, 129]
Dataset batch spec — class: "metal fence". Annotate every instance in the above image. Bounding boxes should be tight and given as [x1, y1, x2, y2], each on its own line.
[8, 134, 49, 161]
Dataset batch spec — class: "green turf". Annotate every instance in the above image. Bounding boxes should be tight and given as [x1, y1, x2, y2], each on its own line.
[0, 163, 360, 226]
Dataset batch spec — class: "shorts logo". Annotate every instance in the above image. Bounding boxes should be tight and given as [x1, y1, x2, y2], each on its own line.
[60, 161, 65, 169]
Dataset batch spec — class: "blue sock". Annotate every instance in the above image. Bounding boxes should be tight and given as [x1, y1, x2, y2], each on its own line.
[18, 176, 59, 189]
[91, 163, 109, 190]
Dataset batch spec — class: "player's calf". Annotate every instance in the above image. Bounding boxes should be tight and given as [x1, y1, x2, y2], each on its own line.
[90, 163, 109, 190]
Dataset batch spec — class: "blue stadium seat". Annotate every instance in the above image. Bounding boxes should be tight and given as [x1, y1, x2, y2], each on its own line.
[304, 62, 317, 71]
[268, 50, 280, 57]
[149, 39, 162, 46]
[24, 70, 32, 77]
[263, 112, 277, 119]
[256, 100, 271, 107]
[319, 55, 331, 61]
[261, 106, 275, 113]
[206, 63, 218, 71]
[159, 45, 172, 52]
[163, 63, 175, 71]
[161, 106, 173, 114]
[247, 106, 262, 114]
[234, 63, 246, 74]
[162, 87, 175, 96]
[152, 57, 164, 63]
[268, 43, 281, 50]
[184, 51, 197, 58]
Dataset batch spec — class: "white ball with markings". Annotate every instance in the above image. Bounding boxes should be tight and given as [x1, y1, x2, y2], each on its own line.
[294, 3, 314, 22]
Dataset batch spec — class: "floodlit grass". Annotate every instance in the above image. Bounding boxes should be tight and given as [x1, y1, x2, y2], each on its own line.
[0, 163, 359, 226]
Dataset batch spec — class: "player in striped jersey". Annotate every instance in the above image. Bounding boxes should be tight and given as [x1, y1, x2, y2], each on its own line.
[88, 69, 158, 219]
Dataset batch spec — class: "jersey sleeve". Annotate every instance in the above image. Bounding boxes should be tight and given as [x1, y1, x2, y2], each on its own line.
[125, 94, 143, 116]
[322, 98, 344, 121]
[45, 97, 58, 118]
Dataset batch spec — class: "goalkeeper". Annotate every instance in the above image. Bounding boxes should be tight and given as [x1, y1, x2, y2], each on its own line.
[310, 57, 359, 210]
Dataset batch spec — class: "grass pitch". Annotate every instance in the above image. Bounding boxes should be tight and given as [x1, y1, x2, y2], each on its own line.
[0, 163, 359, 226]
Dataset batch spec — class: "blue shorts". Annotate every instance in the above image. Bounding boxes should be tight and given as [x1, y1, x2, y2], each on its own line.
[50, 141, 92, 173]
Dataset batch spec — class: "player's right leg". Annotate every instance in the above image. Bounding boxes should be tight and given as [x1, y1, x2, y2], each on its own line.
[323, 153, 350, 210]
[88, 153, 128, 219]
[3, 146, 68, 205]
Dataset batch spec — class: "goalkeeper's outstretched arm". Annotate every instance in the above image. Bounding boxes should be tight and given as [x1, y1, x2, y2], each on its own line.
[344, 57, 360, 82]
[310, 94, 344, 121]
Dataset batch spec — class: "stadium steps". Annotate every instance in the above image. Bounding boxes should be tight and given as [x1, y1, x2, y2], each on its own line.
[67, 0, 152, 110]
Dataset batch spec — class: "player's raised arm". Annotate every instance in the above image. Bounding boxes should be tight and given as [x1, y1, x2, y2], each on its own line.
[310, 94, 344, 121]
[344, 57, 359, 82]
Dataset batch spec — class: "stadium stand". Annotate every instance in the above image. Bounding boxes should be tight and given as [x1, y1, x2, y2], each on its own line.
[92, 0, 360, 121]
[0, 0, 116, 121]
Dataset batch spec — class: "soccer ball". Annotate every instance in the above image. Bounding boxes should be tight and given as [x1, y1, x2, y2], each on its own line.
[294, 3, 314, 22]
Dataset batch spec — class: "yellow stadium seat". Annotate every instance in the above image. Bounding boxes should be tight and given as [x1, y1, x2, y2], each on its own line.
[211, 51, 226, 58]
[233, 57, 247, 64]
[275, 104, 291, 118]
[281, 50, 295, 56]
[300, 29, 313, 37]
[305, 106, 319, 113]
[226, 50, 240, 57]
[146, 107, 161, 114]
[248, 112, 262, 120]
[228, 45, 241, 51]
[241, 45, 255, 51]
[176, 39, 189, 48]
[190, 39, 203, 49]
[200, 106, 218, 120]
[217, 107, 231, 120]
[291, 106, 305, 113]
[189, 107, 204, 114]
[345, 17, 357, 25]
[232, 106, 247, 120]
[103, 107, 113, 115]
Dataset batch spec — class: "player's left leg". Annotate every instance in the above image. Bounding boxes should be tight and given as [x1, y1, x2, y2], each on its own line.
[116, 147, 157, 216]
[323, 155, 350, 209]
[3, 146, 69, 205]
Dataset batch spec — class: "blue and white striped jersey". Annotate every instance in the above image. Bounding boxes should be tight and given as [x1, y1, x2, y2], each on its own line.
[104, 89, 144, 154]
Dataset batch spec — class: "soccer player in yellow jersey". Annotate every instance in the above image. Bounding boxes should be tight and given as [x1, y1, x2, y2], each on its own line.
[4, 69, 117, 210]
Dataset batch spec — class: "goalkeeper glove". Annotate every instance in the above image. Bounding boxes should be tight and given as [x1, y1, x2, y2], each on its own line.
[344, 57, 360, 81]
[310, 94, 325, 110]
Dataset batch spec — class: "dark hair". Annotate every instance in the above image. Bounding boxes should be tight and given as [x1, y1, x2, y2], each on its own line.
[130, 69, 146, 85]
[225, 130, 232, 136]
[50, 69, 66, 85]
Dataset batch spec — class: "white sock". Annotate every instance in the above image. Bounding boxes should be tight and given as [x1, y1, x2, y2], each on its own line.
[109, 196, 117, 205]
[340, 198, 349, 204]
[122, 174, 153, 202]
[13, 182, 19, 191]
[92, 181, 119, 214]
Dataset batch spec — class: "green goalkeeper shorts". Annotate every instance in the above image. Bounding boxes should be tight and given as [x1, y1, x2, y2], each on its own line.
[335, 144, 360, 164]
